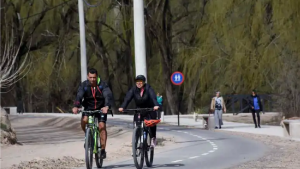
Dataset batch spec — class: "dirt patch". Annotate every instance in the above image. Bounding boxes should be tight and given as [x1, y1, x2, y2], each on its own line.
[221, 131, 300, 169]
[9, 156, 85, 169]
[222, 113, 282, 125]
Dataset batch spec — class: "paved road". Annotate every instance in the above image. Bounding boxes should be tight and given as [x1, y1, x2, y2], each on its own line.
[11, 114, 268, 169]
[77, 118, 268, 169]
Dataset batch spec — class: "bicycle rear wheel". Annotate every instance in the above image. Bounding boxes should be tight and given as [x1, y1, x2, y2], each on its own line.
[85, 128, 93, 169]
[132, 127, 144, 169]
[145, 131, 154, 167]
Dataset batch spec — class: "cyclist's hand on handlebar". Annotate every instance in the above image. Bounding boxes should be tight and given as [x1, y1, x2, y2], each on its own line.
[72, 107, 79, 114]
[118, 108, 124, 112]
[101, 106, 109, 114]
[154, 106, 159, 111]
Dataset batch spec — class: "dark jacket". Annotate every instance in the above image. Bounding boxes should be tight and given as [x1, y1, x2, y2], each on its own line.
[74, 80, 113, 110]
[248, 95, 263, 111]
[120, 84, 160, 108]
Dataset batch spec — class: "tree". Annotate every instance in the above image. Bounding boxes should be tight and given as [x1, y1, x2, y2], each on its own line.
[0, 30, 30, 90]
[0, 15, 31, 144]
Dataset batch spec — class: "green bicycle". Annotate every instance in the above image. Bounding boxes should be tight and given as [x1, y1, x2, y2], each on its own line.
[79, 110, 113, 169]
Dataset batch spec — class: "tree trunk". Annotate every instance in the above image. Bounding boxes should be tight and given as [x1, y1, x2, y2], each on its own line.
[155, 0, 178, 115]
[160, 46, 178, 115]
[28, 94, 33, 112]
[125, 47, 134, 88]
[123, 0, 134, 89]
[187, 70, 202, 114]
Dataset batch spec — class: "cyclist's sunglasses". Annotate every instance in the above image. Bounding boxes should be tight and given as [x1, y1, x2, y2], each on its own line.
[135, 80, 144, 84]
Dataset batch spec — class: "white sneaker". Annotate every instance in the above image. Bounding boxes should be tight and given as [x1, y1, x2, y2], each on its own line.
[151, 137, 156, 148]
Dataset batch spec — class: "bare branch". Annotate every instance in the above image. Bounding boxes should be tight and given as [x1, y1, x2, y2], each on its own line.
[0, 20, 31, 91]
[86, 20, 128, 46]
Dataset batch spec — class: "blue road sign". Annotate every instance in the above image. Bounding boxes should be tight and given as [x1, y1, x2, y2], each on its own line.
[170, 71, 184, 85]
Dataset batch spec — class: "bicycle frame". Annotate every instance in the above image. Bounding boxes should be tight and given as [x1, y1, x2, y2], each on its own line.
[124, 108, 155, 143]
[86, 115, 99, 153]
[80, 110, 113, 154]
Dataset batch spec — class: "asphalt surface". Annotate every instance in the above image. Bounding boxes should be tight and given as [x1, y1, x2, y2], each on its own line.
[9, 114, 268, 169]
[76, 118, 268, 169]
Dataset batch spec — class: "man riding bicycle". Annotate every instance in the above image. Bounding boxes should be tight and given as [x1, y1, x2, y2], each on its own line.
[72, 68, 113, 159]
[119, 75, 160, 147]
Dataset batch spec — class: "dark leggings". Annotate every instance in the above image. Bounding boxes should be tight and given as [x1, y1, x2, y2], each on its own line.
[252, 110, 260, 126]
[134, 111, 158, 138]
[150, 125, 157, 138]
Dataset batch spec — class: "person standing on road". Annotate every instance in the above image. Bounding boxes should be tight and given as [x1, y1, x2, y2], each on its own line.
[248, 90, 263, 128]
[210, 91, 226, 129]
[17, 100, 24, 114]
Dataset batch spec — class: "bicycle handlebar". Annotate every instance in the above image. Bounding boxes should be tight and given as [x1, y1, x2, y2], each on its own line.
[122, 108, 155, 114]
[78, 109, 114, 117]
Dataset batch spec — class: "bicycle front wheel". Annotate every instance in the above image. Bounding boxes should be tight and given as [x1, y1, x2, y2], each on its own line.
[132, 127, 144, 169]
[145, 132, 154, 167]
[85, 128, 93, 169]
[95, 131, 103, 168]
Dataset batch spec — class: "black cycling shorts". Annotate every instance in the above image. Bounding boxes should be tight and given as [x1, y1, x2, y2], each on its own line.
[82, 112, 107, 123]
[133, 111, 158, 121]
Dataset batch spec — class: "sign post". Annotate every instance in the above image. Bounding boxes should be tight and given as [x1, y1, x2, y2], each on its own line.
[170, 71, 185, 126]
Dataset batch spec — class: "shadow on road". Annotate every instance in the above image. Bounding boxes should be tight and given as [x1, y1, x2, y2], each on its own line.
[102, 163, 184, 169]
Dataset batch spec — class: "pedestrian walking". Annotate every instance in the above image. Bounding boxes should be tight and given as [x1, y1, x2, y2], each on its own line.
[248, 90, 263, 128]
[210, 91, 226, 129]
[17, 100, 24, 114]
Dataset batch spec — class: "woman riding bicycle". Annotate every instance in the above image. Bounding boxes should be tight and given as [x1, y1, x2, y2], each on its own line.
[119, 75, 160, 147]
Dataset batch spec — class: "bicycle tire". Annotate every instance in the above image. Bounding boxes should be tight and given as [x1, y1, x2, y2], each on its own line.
[145, 132, 154, 167]
[85, 128, 93, 169]
[95, 119, 103, 168]
[132, 127, 144, 169]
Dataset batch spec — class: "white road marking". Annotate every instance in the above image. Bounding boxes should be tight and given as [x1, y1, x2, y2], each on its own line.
[167, 129, 219, 163]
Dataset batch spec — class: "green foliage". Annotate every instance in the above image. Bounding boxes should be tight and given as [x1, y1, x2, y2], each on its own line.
[1, 0, 300, 116]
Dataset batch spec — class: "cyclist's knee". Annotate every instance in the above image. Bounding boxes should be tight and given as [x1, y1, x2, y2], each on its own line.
[82, 116, 88, 123]
[98, 122, 106, 131]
